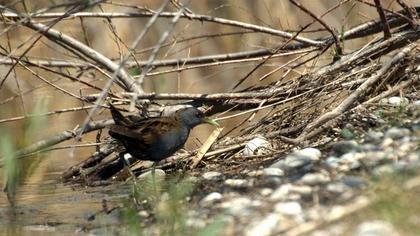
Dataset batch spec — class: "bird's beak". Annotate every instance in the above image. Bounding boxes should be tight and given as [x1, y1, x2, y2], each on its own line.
[204, 117, 219, 127]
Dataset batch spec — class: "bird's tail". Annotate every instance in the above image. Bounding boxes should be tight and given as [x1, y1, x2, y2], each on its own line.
[109, 103, 131, 126]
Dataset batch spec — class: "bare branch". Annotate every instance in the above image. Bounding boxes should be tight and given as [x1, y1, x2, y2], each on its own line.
[1, 11, 324, 46]
[373, 0, 392, 39]
[0, 119, 114, 167]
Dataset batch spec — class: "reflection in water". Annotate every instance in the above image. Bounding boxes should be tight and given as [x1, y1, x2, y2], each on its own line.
[0, 169, 131, 234]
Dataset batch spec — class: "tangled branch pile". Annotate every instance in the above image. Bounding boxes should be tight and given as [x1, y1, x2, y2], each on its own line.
[0, 2, 418, 184]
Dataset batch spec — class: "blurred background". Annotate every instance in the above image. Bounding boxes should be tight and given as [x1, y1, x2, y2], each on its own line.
[0, 0, 417, 231]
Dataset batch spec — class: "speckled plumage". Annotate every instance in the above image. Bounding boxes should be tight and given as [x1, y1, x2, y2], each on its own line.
[109, 105, 215, 162]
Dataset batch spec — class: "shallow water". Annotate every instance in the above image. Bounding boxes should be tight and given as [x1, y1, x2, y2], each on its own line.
[0, 168, 131, 235]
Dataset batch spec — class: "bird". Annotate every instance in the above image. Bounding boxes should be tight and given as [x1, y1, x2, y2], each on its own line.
[108, 104, 218, 163]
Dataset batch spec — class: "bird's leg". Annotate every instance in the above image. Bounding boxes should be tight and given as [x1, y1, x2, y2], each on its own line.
[120, 152, 135, 179]
[119, 152, 128, 168]
[151, 162, 157, 195]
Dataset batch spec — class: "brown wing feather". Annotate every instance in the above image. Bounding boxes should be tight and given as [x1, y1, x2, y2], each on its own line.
[109, 104, 132, 126]
[109, 117, 180, 146]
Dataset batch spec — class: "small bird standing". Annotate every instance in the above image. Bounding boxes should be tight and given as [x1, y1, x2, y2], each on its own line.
[108, 105, 218, 163]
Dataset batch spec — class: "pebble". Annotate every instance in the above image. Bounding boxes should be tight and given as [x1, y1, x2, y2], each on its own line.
[387, 96, 409, 106]
[224, 179, 249, 188]
[243, 136, 272, 156]
[274, 201, 302, 216]
[331, 140, 360, 156]
[354, 220, 400, 236]
[200, 192, 223, 207]
[312, 225, 346, 236]
[270, 148, 321, 171]
[325, 156, 340, 169]
[365, 131, 384, 143]
[270, 184, 290, 201]
[363, 151, 388, 166]
[202, 171, 223, 181]
[247, 170, 263, 177]
[23, 225, 56, 232]
[245, 213, 281, 236]
[269, 184, 311, 201]
[221, 198, 262, 216]
[186, 176, 200, 184]
[269, 184, 293, 201]
[381, 138, 394, 147]
[399, 142, 414, 154]
[262, 168, 284, 177]
[138, 210, 149, 218]
[299, 172, 331, 185]
[385, 127, 411, 139]
[372, 165, 394, 177]
[260, 188, 273, 196]
[138, 169, 166, 180]
[407, 152, 419, 162]
[186, 217, 206, 228]
[220, 197, 252, 215]
[361, 143, 378, 152]
[341, 128, 356, 139]
[339, 152, 362, 169]
[326, 182, 349, 194]
[88, 227, 119, 235]
[293, 148, 322, 160]
[289, 185, 313, 197]
[341, 175, 367, 188]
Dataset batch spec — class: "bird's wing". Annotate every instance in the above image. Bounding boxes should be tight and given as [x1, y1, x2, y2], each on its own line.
[109, 104, 132, 126]
[109, 117, 179, 145]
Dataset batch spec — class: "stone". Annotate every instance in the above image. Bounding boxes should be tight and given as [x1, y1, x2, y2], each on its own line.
[292, 148, 322, 160]
[270, 184, 293, 201]
[23, 225, 56, 232]
[372, 165, 395, 177]
[245, 213, 281, 236]
[263, 168, 284, 177]
[274, 201, 302, 216]
[385, 127, 411, 139]
[224, 179, 249, 188]
[269, 184, 310, 201]
[186, 217, 206, 228]
[325, 156, 340, 169]
[326, 182, 349, 194]
[331, 140, 360, 156]
[247, 170, 263, 177]
[300, 172, 331, 185]
[202, 171, 223, 181]
[220, 197, 255, 216]
[365, 131, 384, 143]
[271, 148, 321, 171]
[243, 136, 272, 156]
[341, 175, 367, 188]
[138, 169, 166, 180]
[363, 151, 388, 166]
[339, 152, 362, 169]
[381, 138, 394, 147]
[354, 220, 400, 236]
[289, 185, 313, 197]
[361, 144, 378, 152]
[220, 197, 262, 216]
[260, 188, 273, 196]
[200, 192, 223, 207]
[387, 96, 409, 106]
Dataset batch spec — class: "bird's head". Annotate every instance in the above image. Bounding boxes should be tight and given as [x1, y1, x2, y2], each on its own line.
[176, 107, 219, 129]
